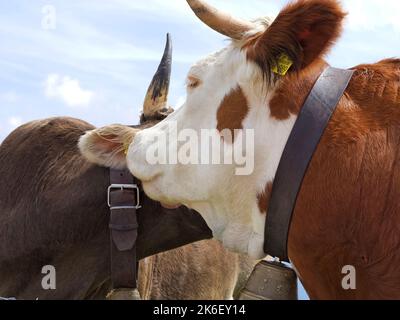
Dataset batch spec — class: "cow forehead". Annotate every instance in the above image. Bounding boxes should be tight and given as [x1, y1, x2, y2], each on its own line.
[188, 47, 230, 78]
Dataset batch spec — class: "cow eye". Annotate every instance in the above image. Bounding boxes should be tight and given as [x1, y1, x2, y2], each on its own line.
[187, 76, 201, 90]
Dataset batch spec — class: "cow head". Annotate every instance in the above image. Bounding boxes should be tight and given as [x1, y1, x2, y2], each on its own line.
[83, 0, 346, 259]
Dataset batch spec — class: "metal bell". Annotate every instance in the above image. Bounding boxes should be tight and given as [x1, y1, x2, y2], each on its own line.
[238, 260, 298, 300]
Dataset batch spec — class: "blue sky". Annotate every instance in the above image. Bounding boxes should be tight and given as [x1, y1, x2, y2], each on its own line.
[1, 0, 400, 141]
[1, 0, 400, 299]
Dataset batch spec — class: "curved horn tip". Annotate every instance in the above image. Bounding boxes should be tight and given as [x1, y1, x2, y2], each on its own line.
[165, 33, 171, 49]
[142, 34, 173, 118]
[164, 33, 172, 58]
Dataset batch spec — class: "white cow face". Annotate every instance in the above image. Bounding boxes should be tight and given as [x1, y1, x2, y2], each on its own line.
[81, 0, 346, 259]
[128, 20, 292, 259]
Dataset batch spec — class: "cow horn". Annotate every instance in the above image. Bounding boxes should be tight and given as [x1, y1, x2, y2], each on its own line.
[186, 0, 254, 40]
[143, 33, 172, 118]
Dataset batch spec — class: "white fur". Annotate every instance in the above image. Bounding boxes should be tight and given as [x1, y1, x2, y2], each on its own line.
[128, 19, 297, 259]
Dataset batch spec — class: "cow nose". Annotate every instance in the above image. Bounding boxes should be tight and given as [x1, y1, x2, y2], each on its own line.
[127, 129, 163, 182]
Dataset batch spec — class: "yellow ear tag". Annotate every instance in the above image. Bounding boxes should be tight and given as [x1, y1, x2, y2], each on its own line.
[271, 53, 293, 76]
[123, 143, 130, 156]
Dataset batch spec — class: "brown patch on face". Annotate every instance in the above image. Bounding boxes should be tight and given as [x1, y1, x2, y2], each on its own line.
[217, 86, 249, 138]
[257, 182, 273, 214]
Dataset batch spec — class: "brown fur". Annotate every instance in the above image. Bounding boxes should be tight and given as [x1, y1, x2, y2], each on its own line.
[138, 240, 243, 300]
[266, 59, 400, 299]
[268, 59, 328, 120]
[257, 182, 273, 214]
[1, 117, 248, 300]
[217, 86, 249, 139]
[246, 0, 346, 83]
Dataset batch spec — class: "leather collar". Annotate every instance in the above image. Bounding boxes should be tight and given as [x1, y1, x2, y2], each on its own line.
[108, 168, 140, 289]
[264, 67, 355, 262]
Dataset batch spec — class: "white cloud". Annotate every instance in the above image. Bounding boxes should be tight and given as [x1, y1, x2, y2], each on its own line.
[44, 74, 94, 108]
[8, 116, 23, 128]
[344, 0, 400, 32]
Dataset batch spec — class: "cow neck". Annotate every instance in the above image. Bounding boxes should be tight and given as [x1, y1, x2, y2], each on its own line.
[264, 66, 355, 262]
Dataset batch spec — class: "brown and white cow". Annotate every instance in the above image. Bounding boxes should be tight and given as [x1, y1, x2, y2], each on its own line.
[0, 35, 256, 300]
[80, 0, 400, 299]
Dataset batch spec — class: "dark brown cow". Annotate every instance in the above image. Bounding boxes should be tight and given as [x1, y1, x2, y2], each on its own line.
[0, 36, 254, 300]
[0, 116, 210, 299]
[138, 240, 255, 300]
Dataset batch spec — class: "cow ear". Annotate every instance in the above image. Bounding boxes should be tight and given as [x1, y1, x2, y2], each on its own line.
[247, 0, 346, 78]
[79, 125, 139, 169]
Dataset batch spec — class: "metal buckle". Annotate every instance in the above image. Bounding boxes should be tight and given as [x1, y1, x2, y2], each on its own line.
[107, 184, 141, 210]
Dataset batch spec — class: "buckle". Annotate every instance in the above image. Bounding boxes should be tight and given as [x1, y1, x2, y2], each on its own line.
[107, 184, 141, 210]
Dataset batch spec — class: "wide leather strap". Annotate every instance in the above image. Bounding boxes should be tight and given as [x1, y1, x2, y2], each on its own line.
[109, 169, 140, 289]
[264, 67, 355, 262]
